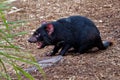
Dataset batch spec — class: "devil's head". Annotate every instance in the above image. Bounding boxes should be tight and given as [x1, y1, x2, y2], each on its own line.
[28, 23, 54, 49]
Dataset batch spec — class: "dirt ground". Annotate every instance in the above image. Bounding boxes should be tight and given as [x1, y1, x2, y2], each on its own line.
[7, 0, 120, 80]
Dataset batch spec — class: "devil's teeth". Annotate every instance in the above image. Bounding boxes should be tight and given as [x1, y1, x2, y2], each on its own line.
[36, 42, 42, 49]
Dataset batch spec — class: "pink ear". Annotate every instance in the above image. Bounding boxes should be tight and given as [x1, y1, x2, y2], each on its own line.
[46, 24, 54, 35]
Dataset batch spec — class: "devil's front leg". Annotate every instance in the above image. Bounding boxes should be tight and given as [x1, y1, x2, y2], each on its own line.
[46, 43, 63, 56]
[58, 44, 71, 56]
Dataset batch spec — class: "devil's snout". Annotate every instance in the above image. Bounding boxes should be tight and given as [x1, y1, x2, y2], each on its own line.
[28, 36, 37, 43]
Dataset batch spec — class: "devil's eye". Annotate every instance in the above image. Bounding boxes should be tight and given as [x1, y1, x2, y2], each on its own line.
[35, 33, 41, 38]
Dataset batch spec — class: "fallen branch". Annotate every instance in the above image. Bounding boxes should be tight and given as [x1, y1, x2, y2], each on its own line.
[24, 55, 63, 73]
[8, 8, 23, 14]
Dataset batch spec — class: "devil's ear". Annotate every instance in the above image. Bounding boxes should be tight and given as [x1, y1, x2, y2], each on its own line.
[46, 24, 54, 35]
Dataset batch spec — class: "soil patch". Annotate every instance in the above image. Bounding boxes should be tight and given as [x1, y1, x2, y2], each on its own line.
[7, 0, 120, 80]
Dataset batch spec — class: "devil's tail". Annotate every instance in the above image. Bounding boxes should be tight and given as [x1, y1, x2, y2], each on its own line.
[102, 41, 113, 49]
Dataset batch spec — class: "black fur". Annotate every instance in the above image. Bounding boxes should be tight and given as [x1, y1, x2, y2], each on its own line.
[28, 16, 112, 56]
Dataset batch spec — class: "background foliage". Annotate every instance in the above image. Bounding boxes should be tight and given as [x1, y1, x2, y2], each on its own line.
[0, 0, 45, 80]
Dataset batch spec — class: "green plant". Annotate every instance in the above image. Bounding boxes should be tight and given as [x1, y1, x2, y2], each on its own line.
[0, 0, 45, 80]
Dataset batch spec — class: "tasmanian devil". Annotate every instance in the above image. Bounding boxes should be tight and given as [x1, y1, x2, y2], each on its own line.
[28, 16, 112, 56]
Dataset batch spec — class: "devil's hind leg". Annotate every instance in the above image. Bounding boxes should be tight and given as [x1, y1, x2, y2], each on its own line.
[78, 43, 95, 54]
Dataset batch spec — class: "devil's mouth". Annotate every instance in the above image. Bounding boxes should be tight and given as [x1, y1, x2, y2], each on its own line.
[36, 41, 45, 49]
